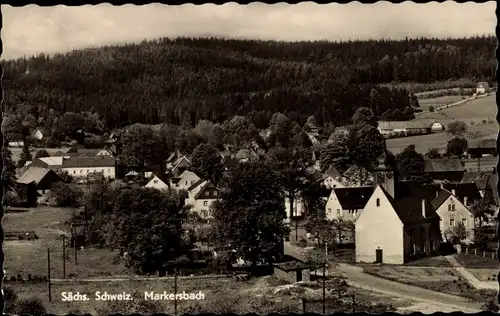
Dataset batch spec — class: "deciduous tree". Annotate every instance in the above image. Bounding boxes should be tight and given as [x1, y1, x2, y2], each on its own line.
[191, 143, 224, 186]
[395, 145, 429, 182]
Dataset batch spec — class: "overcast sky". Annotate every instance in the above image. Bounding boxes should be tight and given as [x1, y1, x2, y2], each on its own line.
[1, 2, 496, 60]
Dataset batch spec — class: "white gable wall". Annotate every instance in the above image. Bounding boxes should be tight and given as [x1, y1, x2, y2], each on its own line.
[174, 171, 201, 191]
[323, 176, 345, 189]
[435, 195, 475, 243]
[356, 186, 404, 264]
[325, 190, 363, 222]
[145, 176, 168, 190]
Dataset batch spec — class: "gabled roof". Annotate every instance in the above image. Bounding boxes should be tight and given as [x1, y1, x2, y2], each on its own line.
[39, 156, 65, 166]
[431, 190, 452, 210]
[17, 167, 59, 185]
[333, 187, 374, 210]
[377, 120, 435, 130]
[462, 171, 491, 190]
[126, 170, 139, 176]
[324, 166, 342, 179]
[146, 175, 168, 188]
[468, 138, 496, 149]
[442, 183, 482, 202]
[187, 178, 205, 191]
[385, 183, 439, 224]
[425, 158, 464, 173]
[193, 181, 219, 200]
[61, 156, 115, 168]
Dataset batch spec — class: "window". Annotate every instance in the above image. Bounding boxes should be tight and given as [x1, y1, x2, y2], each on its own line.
[203, 201, 208, 206]
[333, 185, 336, 188]
[191, 180, 195, 184]
[449, 219, 455, 226]
[376, 198, 380, 207]
[451, 204, 456, 211]
[337, 209, 341, 217]
[73, 171, 76, 174]
[153, 180, 158, 184]
[108, 169, 111, 172]
[185, 181, 188, 185]
[328, 208, 332, 214]
[448, 205, 451, 211]
[80, 170, 83, 174]
[462, 218, 467, 226]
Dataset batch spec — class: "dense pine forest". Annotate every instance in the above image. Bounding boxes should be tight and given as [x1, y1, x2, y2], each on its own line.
[1, 36, 496, 131]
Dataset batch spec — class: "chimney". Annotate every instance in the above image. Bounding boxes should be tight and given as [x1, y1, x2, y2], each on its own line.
[422, 199, 426, 218]
[464, 196, 468, 206]
[452, 189, 456, 196]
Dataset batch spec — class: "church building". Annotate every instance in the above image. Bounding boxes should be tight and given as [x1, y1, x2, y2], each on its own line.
[355, 150, 442, 264]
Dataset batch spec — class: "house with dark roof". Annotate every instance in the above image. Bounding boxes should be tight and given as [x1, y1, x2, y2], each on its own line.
[461, 171, 499, 206]
[60, 156, 116, 179]
[184, 180, 220, 220]
[166, 155, 191, 177]
[425, 158, 465, 182]
[430, 188, 475, 244]
[355, 152, 442, 264]
[17, 167, 62, 195]
[325, 187, 374, 222]
[467, 138, 497, 158]
[322, 166, 345, 189]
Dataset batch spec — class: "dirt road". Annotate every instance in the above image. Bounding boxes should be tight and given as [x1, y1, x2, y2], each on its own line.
[335, 264, 482, 313]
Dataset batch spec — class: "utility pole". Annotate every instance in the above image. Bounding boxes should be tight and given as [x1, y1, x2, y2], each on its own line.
[72, 225, 78, 265]
[61, 234, 66, 279]
[323, 242, 327, 315]
[47, 248, 52, 302]
[478, 156, 481, 172]
[174, 268, 178, 316]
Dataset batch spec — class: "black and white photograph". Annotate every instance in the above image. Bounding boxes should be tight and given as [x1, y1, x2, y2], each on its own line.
[0, 1, 497, 315]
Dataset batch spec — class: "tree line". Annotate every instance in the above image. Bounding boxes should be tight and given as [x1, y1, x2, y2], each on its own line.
[1, 35, 495, 132]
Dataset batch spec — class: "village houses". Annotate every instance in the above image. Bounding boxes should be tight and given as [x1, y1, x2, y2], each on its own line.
[169, 170, 201, 191]
[28, 155, 116, 179]
[145, 174, 169, 190]
[184, 180, 220, 220]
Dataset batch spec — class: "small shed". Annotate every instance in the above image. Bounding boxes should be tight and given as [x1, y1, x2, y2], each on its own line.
[16, 181, 38, 207]
[17, 167, 63, 194]
[273, 260, 311, 283]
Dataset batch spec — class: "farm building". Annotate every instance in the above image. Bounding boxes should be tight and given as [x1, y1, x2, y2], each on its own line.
[461, 171, 499, 205]
[273, 260, 311, 283]
[476, 82, 489, 94]
[377, 120, 444, 138]
[467, 138, 497, 158]
[425, 158, 465, 182]
[29, 156, 116, 179]
[17, 167, 63, 194]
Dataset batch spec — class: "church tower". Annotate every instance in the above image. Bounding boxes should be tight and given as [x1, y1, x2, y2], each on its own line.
[372, 147, 396, 198]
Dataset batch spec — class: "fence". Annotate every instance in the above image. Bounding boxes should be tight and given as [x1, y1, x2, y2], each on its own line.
[462, 247, 498, 259]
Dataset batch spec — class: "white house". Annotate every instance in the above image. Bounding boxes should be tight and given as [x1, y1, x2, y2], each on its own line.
[325, 187, 374, 221]
[322, 166, 345, 189]
[431, 189, 475, 243]
[185, 180, 220, 220]
[30, 156, 116, 179]
[476, 82, 489, 94]
[145, 175, 169, 191]
[169, 170, 201, 191]
[32, 129, 44, 140]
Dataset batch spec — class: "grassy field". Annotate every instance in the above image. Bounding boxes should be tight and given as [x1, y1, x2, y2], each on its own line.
[403, 256, 454, 268]
[3, 207, 132, 279]
[6, 275, 406, 315]
[417, 95, 468, 112]
[387, 122, 497, 154]
[454, 253, 498, 269]
[416, 94, 496, 120]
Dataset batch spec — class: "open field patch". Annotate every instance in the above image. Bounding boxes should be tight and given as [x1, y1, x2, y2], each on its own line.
[403, 256, 454, 268]
[417, 95, 468, 111]
[3, 207, 132, 279]
[467, 269, 498, 282]
[454, 253, 499, 269]
[387, 122, 497, 154]
[416, 94, 496, 120]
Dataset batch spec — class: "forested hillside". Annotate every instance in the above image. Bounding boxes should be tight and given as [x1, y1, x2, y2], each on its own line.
[2, 36, 495, 130]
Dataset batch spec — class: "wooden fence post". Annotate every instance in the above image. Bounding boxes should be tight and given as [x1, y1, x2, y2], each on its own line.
[474, 249, 477, 256]
[483, 251, 486, 258]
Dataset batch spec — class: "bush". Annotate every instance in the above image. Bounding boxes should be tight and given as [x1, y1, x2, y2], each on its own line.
[13, 297, 47, 316]
[429, 106, 435, 112]
[50, 181, 83, 207]
[3, 286, 18, 313]
[3, 190, 22, 207]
